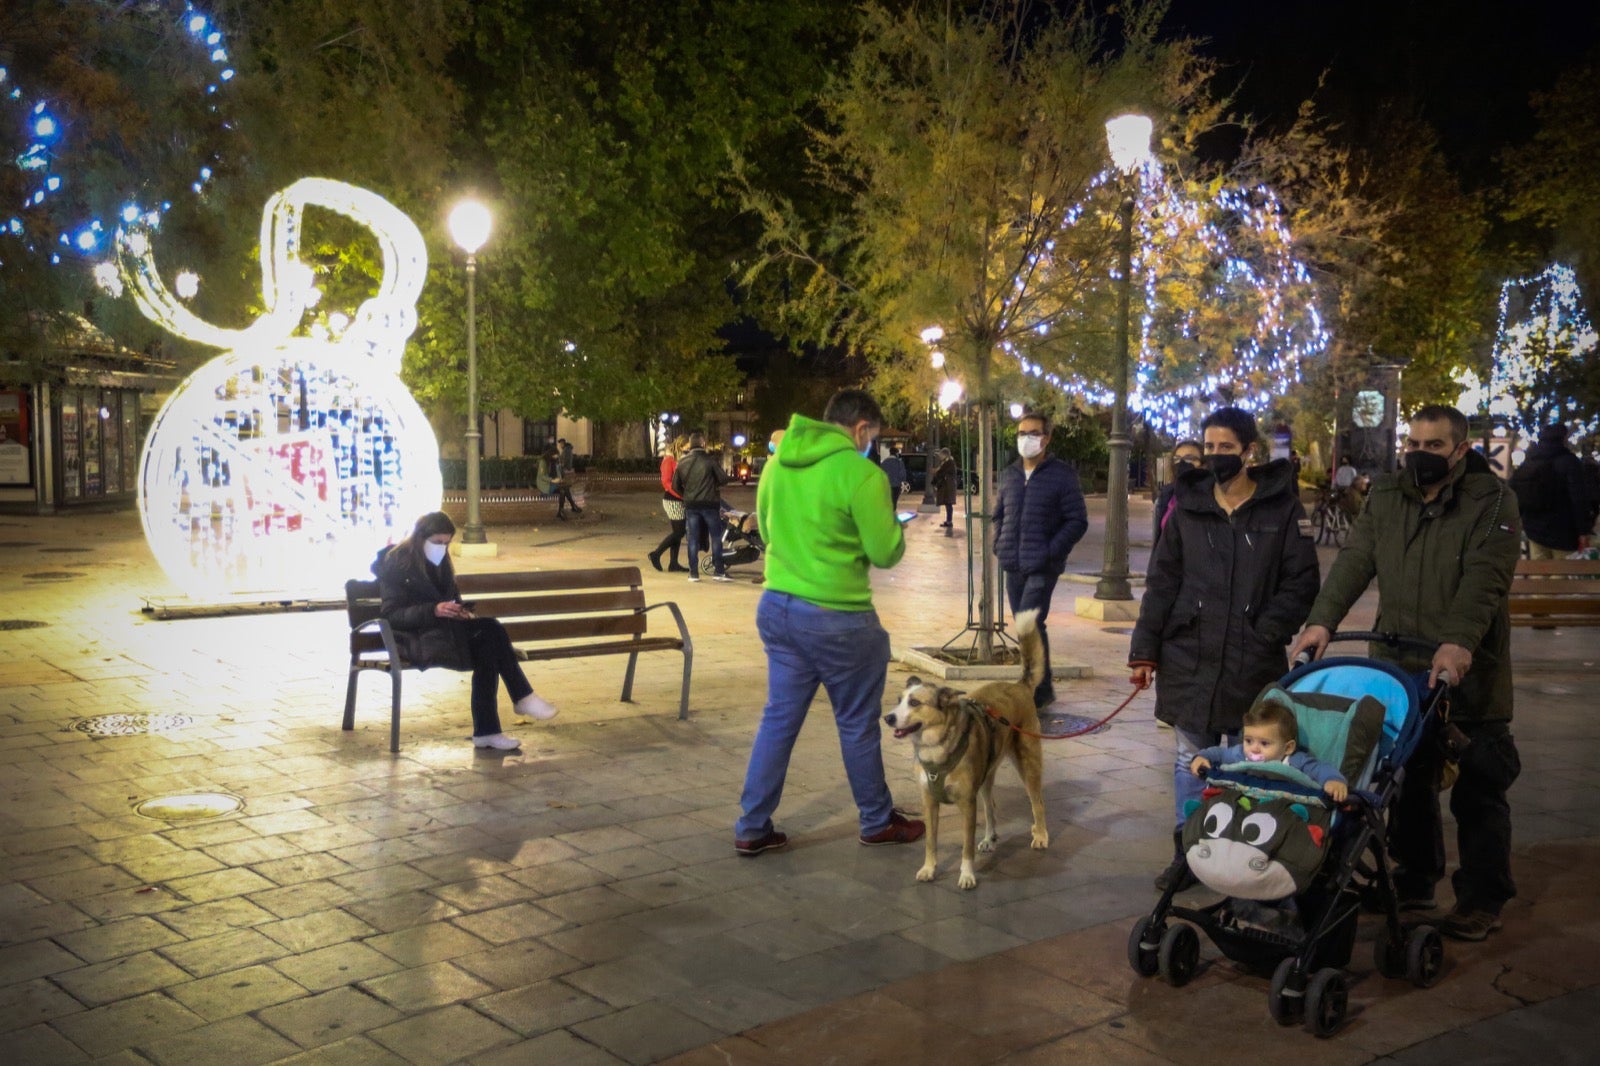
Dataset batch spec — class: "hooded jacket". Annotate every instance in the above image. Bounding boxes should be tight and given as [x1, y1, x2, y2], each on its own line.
[992, 454, 1089, 576]
[1518, 438, 1594, 552]
[757, 413, 905, 611]
[1130, 459, 1321, 734]
[1306, 449, 1520, 722]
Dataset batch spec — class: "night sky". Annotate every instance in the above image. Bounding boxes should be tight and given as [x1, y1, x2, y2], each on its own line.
[1161, 0, 1600, 182]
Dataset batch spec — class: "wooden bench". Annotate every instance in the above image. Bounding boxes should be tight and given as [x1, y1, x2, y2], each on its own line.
[1508, 558, 1600, 628]
[342, 566, 693, 750]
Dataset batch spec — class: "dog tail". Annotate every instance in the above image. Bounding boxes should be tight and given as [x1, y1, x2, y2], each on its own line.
[1014, 609, 1046, 694]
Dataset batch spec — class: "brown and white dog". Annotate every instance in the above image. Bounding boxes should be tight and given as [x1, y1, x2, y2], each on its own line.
[882, 609, 1049, 889]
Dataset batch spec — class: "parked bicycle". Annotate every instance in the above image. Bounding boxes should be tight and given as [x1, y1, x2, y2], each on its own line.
[1311, 485, 1353, 547]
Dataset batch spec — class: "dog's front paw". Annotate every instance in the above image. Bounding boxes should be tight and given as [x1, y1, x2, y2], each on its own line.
[916, 864, 937, 883]
[958, 863, 977, 890]
[1031, 827, 1049, 850]
[977, 834, 998, 854]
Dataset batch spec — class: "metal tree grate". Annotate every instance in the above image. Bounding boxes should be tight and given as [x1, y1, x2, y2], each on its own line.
[1037, 709, 1113, 737]
[0, 620, 49, 630]
[71, 713, 195, 736]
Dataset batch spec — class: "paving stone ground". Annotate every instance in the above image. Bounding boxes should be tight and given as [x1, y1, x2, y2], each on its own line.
[0, 487, 1595, 1064]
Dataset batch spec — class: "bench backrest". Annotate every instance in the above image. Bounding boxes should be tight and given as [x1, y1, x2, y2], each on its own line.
[1509, 558, 1600, 622]
[345, 568, 651, 657]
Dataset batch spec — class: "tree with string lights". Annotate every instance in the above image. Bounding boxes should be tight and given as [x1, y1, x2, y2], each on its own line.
[1489, 264, 1599, 440]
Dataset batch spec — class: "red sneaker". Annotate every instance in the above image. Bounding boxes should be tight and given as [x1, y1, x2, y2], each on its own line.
[859, 808, 925, 846]
[734, 829, 788, 857]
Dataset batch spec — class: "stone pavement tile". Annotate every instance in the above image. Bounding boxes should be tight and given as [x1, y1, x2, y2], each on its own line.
[811, 931, 955, 986]
[7, 1021, 92, 1063]
[737, 947, 887, 1011]
[615, 889, 773, 946]
[236, 810, 333, 837]
[158, 821, 259, 849]
[0, 941, 85, 989]
[723, 915, 851, 962]
[116, 850, 227, 883]
[449, 901, 569, 945]
[1112, 978, 1369, 1066]
[661, 979, 810, 1036]
[578, 845, 682, 881]
[164, 963, 307, 1021]
[427, 874, 536, 914]
[153, 897, 275, 939]
[270, 942, 402, 993]
[248, 878, 360, 920]
[163, 868, 277, 904]
[139, 1013, 300, 1066]
[2, 846, 99, 883]
[454, 940, 586, 991]
[73, 883, 190, 922]
[408, 851, 517, 885]
[366, 1003, 519, 1066]
[624, 813, 715, 843]
[259, 908, 380, 953]
[328, 837, 435, 872]
[332, 863, 440, 899]
[256, 986, 404, 1048]
[895, 912, 1030, 962]
[504, 858, 612, 897]
[407, 826, 504, 857]
[879, 952, 1124, 1052]
[365, 921, 494, 967]
[472, 977, 612, 1036]
[563, 951, 699, 1009]
[604, 867, 719, 908]
[569, 1000, 725, 1066]
[480, 835, 580, 870]
[49, 991, 204, 1058]
[270, 1034, 408, 1066]
[467, 1027, 627, 1066]
[539, 884, 652, 925]
[734, 991, 994, 1064]
[0, 901, 96, 944]
[538, 916, 669, 965]
[54, 915, 187, 965]
[342, 890, 463, 934]
[358, 960, 495, 1012]
[555, 825, 654, 856]
[201, 835, 305, 867]
[999, 1025, 1179, 1065]
[80, 834, 187, 866]
[0, 975, 85, 1031]
[659, 1035, 791, 1066]
[158, 927, 288, 978]
[51, 950, 191, 1007]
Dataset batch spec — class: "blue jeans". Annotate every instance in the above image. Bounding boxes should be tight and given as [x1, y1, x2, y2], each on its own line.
[736, 591, 895, 840]
[685, 506, 724, 575]
[1004, 570, 1058, 707]
[1174, 726, 1237, 828]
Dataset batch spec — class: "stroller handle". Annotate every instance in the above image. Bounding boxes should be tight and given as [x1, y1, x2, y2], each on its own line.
[1292, 630, 1439, 667]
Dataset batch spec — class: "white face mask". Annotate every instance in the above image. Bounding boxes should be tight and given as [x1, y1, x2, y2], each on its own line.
[1017, 436, 1044, 459]
[423, 541, 448, 566]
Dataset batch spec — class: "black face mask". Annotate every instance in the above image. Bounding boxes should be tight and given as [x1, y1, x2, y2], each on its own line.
[1174, 457, 1200, 475]
[1405, 449, 1454, 488]
[1204, 453, 1244, 483]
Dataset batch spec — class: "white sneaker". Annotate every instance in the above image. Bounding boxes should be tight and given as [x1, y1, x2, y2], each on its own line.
[514, 694, 558, 720]
[472, 733, 522, 750]
[688, 574, 701, 582]
[712, 572, 733, 582]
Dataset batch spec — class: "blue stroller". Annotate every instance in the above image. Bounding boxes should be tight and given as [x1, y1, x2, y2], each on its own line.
[1127, 632, 1453, 1037]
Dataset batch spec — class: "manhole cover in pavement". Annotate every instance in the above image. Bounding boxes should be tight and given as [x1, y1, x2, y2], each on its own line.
[134, 793, 244, 821]
[1100, 627, 1135, 636]
[0, 540, 42, 548]
[0, 620, 49, 631]
[71, 713, 195, 736]
[1038, 709, 1113, 737]
[40, 546, 92, 553]
[23, 571, 83, 581]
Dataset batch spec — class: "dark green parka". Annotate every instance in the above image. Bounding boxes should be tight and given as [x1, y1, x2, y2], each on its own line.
[1130, 459, 1321, 734]
[1304, 449, 1520, 722]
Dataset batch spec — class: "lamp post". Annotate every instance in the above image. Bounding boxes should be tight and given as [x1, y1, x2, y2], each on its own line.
[448, 199, 492, 546]
[921, 326, 944, 508]
[1094, 113, 1152, 604]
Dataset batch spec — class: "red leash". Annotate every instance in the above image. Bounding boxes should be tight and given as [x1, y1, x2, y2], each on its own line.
[976, 682, 1147, 740]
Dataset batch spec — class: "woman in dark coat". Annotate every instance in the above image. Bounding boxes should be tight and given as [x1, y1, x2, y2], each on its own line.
[1128, 409, 1320, 890]
[377, 512, 557, 750]
[932, 448, 958, 527]
[1152, 439, 1202, 548]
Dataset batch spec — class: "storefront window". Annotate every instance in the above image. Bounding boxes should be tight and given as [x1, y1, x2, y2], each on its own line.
[60, 392, 81, 499]
[122, 399, 139, 495]
[83, 392, 104, 495]
[103, 393, 123, 494]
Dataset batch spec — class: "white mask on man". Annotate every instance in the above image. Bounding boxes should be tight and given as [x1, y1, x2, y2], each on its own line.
[1017, 436, 1044, 460]
[423, 541, 448, 566]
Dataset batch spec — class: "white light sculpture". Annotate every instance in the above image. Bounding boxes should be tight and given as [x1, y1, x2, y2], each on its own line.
[119, 178, 442, 598]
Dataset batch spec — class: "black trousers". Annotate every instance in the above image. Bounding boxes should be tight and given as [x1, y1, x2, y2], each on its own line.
[1004, 569, 1058, 708]
[464, 618, 533, 737]
[654, 519, 687, 564]
[1389, 719, 1521, 914]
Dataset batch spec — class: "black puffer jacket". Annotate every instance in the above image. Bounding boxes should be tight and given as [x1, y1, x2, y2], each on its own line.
[377, 545, 472, 670]
[1518, 440, 1595, 552]
[1129, 459, 1321, 734]
[992, 455, 1089, 576]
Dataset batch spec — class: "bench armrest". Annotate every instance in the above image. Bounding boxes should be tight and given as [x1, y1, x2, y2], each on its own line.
[353, 617, 403, 664]
[640, 600, 693, 649]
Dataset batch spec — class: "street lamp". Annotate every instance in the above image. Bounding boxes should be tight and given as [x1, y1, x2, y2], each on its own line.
[448, 199, 492, 546]
[1095, 113, 1152, 603]
[921, 326, 945, 508]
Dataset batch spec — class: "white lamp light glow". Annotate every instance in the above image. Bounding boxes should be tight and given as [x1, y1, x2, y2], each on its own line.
[119, 177, 442, 598]
[448, 200, 492, 254]
[1105, 113, 1154, 173]
[938, 379, 965, 410]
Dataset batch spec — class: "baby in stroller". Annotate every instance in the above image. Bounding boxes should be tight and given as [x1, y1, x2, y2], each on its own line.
[1190, 697, 1349, 803]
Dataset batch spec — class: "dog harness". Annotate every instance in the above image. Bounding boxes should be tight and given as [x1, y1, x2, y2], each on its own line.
[917, 700, 996, 805]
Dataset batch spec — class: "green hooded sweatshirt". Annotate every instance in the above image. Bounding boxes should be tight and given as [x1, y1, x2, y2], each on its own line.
[757, 413, 905, 611]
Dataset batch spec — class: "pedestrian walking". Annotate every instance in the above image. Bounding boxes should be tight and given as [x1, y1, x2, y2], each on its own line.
[1152, 439, 1202, 548]
[1512, 423, 1594, 558]
[932, 448, 957, 527]
[672, 431, 731, 581]
[648, 437, 690, 573]
[881, 446, 908, 510]
[734, 389, 924, 855]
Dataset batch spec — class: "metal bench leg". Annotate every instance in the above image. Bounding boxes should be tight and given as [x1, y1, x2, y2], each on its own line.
[389, 666, 403, 753]
[621, 651, 639, 703]
[343, 663, 361, 730]
[678, 645, 693, 720]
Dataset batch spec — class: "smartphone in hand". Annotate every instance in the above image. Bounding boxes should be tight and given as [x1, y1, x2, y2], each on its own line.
[896, 511, 918, 524]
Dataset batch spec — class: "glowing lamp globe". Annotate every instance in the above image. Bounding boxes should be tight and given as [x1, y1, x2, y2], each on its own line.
[1009, 402, 1025, 419]
[448, 200, 492, 254]
[1105, 113, 1154, 172]
[120, 178, 442, 598]
[920, 325, 944, 346]
[938, 379, 965, 410]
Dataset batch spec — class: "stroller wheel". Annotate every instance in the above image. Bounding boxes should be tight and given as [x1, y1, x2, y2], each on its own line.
[699, 556, 716, 575]
[1373, 932, 1406, 978]
[1304, 967, 1349, 1038]
[1406, 925, 1444, 988]
[1267, 956, 1305, 1026]
[1127, 916, 1160, 977]
[1157, 923, 1199, 987]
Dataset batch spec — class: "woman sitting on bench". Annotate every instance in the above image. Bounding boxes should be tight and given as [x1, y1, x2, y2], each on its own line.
[377, 512, 558, 750]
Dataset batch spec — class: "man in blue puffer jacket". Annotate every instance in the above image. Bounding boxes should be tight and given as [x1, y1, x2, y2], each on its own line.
[992, 411, 1089, 708]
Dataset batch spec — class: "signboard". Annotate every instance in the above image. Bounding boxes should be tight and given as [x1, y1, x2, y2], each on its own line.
[0, 389, 29, 486]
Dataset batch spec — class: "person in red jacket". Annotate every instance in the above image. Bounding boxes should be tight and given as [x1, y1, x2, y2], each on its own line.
[648, 438, 690, 572]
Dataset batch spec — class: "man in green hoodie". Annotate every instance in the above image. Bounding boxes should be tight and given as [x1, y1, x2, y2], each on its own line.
[733, 389, 925, 855]
[1290, 404, 1522, 942]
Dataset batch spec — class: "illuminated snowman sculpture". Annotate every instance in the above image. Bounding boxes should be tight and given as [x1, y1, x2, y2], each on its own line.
[119, 178, 442, 598]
